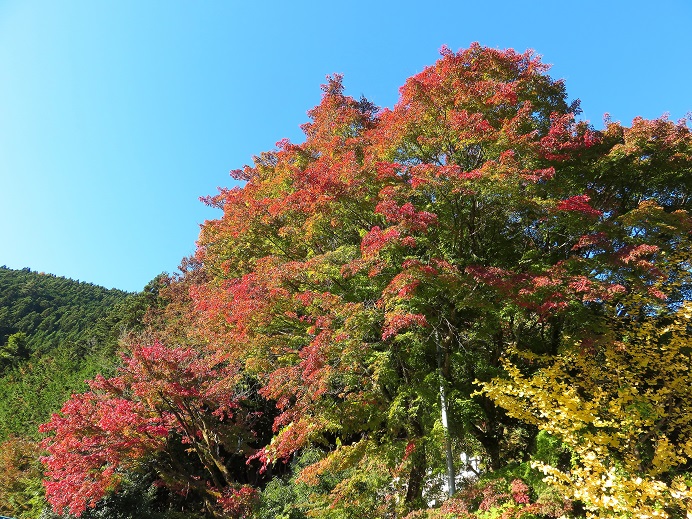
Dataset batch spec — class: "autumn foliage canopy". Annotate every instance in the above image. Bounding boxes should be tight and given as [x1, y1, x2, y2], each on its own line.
[41, 44, 692, 518]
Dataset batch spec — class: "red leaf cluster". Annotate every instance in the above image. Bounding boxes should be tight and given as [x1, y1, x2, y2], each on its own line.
[555, 194, 603, 217]
[40, 341, 252, 517]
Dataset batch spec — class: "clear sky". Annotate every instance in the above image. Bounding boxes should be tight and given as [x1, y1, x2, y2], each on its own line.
[0, 1, 690, 292]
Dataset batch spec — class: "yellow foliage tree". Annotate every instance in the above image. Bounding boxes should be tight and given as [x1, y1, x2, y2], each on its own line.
[481, 288, 692, 518]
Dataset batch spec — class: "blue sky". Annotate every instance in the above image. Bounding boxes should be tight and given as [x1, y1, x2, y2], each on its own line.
[0, 1, 690, 292]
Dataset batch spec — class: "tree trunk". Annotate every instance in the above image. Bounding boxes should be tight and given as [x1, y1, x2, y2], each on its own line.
[436, 328, 455, 496]
[405, 441, 426, 508]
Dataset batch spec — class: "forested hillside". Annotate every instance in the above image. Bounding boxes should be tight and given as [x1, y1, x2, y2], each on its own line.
[0, 267, 129, 356]
[0, 266, 143, 439]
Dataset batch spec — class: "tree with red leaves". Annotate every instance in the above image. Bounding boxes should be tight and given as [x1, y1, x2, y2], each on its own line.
[193, 44, 691, 516]
[40, 339, 259, 518]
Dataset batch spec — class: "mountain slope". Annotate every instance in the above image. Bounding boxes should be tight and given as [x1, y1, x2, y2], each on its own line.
[0, 266, 150, 439]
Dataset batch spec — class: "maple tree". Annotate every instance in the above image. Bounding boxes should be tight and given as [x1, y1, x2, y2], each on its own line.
[40, 43, 692, 518]
[192, 44, 691, 516]
[40, 337, 260, 518]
